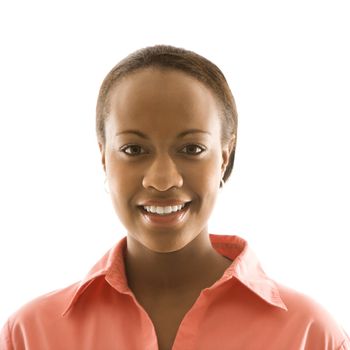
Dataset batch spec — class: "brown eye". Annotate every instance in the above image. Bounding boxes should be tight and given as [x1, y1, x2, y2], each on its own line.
[181, 144, 206, 155]
[120, 145, 146, 156]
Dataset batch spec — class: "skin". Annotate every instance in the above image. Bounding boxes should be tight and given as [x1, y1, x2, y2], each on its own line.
[99, 67, 235, 349]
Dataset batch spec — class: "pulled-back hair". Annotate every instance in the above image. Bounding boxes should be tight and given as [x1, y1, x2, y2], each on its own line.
[96, 44, 238, 183]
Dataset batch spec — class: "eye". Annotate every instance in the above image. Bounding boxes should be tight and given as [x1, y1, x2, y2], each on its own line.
[120, 144, 147, 156]
[180, 144, 206, 155]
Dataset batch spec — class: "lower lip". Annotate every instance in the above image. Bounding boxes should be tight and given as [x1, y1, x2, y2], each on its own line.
[139, 203, 190, 227]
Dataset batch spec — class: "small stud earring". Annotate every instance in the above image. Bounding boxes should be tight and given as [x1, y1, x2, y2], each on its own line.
[220, 179, 225, 188]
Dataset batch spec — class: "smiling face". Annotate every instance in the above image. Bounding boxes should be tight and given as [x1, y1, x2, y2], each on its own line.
[99, 68, 233, 253]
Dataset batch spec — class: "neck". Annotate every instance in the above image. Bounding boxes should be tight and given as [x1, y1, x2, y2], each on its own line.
[125, 231, 232, 295]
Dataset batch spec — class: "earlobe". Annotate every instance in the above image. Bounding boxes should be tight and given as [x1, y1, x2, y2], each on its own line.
[221, 136, 235, 172]
[221, 148, 230, 173]
[99, 143, 106, 173]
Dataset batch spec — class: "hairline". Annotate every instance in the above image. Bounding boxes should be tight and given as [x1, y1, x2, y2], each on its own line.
[102, 65, 229, 143]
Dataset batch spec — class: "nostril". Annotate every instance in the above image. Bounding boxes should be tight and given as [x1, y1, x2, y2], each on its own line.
[142, 169, 183, 190]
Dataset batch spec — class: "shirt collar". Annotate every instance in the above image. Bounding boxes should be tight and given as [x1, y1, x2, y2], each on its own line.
[62, 234, 287, 316]
[208, 234, 287, 311]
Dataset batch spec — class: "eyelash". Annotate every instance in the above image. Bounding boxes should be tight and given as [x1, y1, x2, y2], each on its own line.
[119, 144, 206, 157]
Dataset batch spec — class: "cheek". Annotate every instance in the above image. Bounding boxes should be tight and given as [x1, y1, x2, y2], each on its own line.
[186, 156, 221, 202]
[107, 150, 139, 185]
[193, 152, 222, 183]
[106, 154, 140, 211]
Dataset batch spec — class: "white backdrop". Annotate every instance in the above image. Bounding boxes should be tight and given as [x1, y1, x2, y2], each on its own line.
[0, 0, 349, 333]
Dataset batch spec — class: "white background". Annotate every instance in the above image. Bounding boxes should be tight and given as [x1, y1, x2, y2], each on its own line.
[0, 0, 349, 334]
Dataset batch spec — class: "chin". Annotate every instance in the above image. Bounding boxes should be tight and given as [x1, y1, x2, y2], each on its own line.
[145, 241, 186, 254]
[137, 232, 189, 253]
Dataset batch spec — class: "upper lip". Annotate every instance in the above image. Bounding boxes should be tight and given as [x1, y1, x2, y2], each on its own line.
[138, 199, 191, 207]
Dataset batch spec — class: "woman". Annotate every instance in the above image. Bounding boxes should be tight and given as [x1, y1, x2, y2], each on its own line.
[1, 45, 349, 350]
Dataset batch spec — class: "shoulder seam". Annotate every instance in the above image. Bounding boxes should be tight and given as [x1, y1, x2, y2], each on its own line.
[2, 319, 14, 350]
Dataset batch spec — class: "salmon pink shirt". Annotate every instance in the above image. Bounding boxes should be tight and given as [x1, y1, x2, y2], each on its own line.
[1, 234, 349, 349]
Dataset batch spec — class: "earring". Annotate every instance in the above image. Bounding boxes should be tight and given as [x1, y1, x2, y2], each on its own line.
[104, 176, 110, 194]
[220, 179, 225, 188]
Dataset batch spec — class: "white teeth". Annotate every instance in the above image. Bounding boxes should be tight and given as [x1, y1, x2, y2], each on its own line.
[143, 203, 186, 215]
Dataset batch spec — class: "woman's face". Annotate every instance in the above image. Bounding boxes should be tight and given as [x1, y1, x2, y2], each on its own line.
[100, 68, 232, 253]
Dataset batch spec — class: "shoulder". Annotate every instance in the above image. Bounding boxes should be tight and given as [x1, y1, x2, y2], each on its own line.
[276, 283, 350, 348]
[278, 283, 341, 324]
[0, 281, 81, 349]
[0, 281, 79, 338]
[10, 281, 80, 323]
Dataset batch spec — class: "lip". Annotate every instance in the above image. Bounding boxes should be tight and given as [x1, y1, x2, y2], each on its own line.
[139, 202, 191, 227]
[138, 199, 191, 207]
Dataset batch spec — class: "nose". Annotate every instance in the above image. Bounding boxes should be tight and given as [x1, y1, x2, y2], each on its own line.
[142, 154, 183, 191]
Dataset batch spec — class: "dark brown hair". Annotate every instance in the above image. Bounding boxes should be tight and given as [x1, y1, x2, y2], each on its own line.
[96, 44, 238, 183]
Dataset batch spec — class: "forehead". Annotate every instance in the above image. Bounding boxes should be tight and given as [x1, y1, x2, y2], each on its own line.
[107, 68, 221, 135]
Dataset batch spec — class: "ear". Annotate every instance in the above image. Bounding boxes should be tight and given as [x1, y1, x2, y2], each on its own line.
[221, 136, 236, 176]
[98, 142, 106, 173]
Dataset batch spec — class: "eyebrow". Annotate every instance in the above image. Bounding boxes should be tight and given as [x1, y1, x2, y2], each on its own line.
[115, 129, 211, 139]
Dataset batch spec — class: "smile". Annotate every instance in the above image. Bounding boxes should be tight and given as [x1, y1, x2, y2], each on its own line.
[142, 203, 186, 215]
[139, 202, 191, 226]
